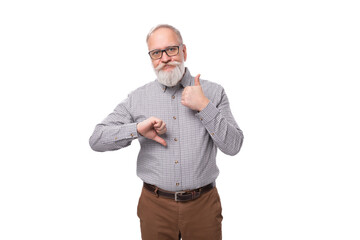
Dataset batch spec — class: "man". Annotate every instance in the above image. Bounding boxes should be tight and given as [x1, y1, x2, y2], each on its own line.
[89, 24, 244, 240]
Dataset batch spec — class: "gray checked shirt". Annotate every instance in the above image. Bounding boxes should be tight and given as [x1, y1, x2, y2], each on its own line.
[89, 68, 244, 191]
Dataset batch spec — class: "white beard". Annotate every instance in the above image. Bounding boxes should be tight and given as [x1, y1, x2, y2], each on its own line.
[154, 61, 185, 87]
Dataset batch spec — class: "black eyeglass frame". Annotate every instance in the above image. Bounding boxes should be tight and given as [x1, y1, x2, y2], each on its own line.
[148, 44, 182, 60]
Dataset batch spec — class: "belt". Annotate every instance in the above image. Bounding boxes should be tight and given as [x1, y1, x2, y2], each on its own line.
[143, 182, 215, 202]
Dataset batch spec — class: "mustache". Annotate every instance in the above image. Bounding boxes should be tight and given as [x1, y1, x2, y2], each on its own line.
[155, 61, 182, 71]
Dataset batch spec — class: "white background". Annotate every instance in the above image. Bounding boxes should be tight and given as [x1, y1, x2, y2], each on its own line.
[1, 0, 359, 239]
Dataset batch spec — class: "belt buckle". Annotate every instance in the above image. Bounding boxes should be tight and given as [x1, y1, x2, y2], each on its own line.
[175, 191, 186, 201]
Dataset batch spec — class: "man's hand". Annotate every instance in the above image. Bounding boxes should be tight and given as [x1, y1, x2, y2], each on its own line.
[137, 117, 167, 146]
[181, 74, 210, 111]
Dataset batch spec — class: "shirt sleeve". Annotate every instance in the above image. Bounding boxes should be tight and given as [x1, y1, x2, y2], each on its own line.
[89, 95, 139, 152]
[195, 87, 244, 156]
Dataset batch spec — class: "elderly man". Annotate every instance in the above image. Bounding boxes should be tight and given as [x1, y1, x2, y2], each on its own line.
[89, 24, 244, 240]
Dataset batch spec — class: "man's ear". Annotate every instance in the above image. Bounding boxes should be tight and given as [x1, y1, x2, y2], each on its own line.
[182, 44, 187, 61]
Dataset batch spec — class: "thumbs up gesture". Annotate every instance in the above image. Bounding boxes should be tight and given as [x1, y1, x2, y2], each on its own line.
[181, 74, 210, 111]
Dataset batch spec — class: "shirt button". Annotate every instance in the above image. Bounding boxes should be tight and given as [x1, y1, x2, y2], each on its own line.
[172, 95, 175, 99]
[173, 116, 176, 120]
[211, 133, 215, 136]
[200, 117, 203, 121]
[174, 138, 178, 141]
[130, 133, 134, 137]
[115, 137, 118, 140]
[176, 183, 179, 186]
[175, 160, 179, 164]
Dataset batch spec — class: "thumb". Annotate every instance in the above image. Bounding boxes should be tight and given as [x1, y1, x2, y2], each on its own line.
[194, 74, 201, 86]
[153, 135, 167, 147]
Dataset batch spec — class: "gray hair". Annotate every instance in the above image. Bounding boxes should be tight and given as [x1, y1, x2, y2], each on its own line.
[146, 24, 183, 44]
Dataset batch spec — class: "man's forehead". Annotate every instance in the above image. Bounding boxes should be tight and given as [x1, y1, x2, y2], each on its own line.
[147, 28, 179, 50]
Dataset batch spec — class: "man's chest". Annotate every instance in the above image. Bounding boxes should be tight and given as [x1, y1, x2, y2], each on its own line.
[131, 88, 203, 131]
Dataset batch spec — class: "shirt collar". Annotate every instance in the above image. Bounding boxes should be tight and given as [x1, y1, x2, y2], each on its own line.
[156, 67, 192, 92]
[179, 67, 192, 88]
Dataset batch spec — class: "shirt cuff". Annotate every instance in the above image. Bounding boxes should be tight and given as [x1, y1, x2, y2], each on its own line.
[195, 101, 219, 124]
[109, 122, 139, 143]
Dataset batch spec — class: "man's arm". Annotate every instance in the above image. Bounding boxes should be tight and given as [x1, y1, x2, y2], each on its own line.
[195, 88, 244, 156]
[89, 96, 168, 152]
[89, 97, 138, 152]
[182, 74, 244, 156]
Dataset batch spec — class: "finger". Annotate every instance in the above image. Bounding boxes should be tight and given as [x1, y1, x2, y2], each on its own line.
[182, 88, 187, 97]
[153, 120, 162, 128]
[155, 125, 166, 134]
[194, 74, 201, 86]
[150, 116, 159, 124]
[155, 121, 165, 129]
[181, 89, 187, 100]
[157, 127, 167, 135]
[153, 135, 167, 147]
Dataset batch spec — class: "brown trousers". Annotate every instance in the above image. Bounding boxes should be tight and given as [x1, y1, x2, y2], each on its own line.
[137, 186, 223, 240]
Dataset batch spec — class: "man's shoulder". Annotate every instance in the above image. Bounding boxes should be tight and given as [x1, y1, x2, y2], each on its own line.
[200, 78, 224, 93]
[201, 78, 223, 88]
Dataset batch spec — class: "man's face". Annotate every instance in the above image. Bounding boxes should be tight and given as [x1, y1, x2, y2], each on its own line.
[147, 27, 187, 72]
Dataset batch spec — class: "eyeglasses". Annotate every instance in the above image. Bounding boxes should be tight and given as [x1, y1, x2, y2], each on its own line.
[148, 45, 181, 60]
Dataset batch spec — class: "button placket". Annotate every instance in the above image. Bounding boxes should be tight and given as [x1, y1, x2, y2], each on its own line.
[171, 88, 181, 189]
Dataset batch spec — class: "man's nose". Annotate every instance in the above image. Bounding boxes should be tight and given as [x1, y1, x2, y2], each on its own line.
[160, 51, 171, 63]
